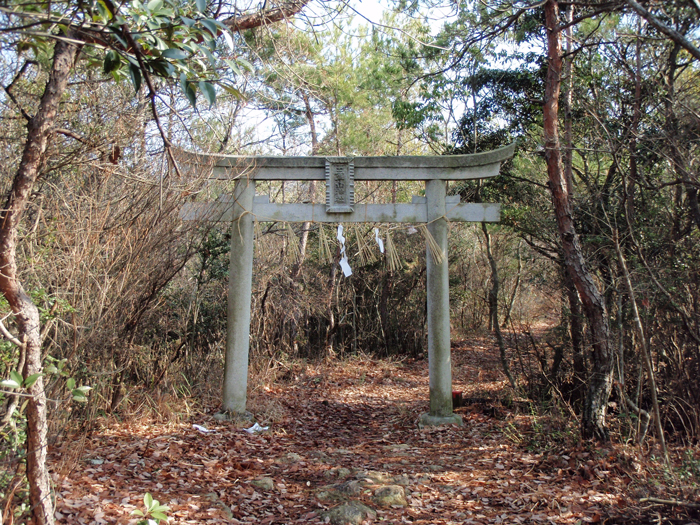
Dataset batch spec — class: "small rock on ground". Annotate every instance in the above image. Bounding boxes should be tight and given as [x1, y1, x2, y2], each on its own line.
[355, 470, 391, 484]
[372, 485, 408, 507]
[324, 501, 377, 525]
[204, 492, 234, 519]
[250, 477, 275, 490]
[316, 479, 363, 503]
[333, 480, 363, 496]
[392, 473, 410, 486]
[276, 452, 302, 464]
[324, 467, 352, 479]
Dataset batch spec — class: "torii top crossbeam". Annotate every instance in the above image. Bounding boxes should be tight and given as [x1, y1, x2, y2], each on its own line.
[184, 143, 514, 180]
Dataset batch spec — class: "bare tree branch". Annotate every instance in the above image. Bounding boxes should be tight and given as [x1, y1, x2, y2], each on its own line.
[0, 317, 23, 347]
[223, 0, 312, 32]
[624, 0, 700, 61]
[2, 60, 36, 122]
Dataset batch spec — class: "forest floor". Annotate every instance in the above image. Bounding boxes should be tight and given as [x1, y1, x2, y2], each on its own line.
[50, 334, 700, 525]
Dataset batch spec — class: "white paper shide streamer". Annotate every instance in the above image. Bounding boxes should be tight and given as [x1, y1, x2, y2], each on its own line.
[337, 224, 352, 277]
[374, 227, 385, 254]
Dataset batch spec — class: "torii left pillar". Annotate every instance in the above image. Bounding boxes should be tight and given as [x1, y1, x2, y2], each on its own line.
[223, 178, 255, 414]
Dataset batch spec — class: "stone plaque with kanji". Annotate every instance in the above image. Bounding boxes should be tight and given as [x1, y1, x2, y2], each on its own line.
[325, 157, 354, 213]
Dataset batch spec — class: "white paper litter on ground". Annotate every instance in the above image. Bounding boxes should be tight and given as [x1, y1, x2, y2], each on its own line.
[374, 228, 385, 253]
[193, 424, 215, 433]
[244, 422, 269, 434]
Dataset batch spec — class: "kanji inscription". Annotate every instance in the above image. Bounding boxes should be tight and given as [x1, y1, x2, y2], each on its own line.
[325, 158, 354, 213]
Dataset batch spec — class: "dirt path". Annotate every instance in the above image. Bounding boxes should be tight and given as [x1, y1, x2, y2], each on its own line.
[50, 339, 693, 524]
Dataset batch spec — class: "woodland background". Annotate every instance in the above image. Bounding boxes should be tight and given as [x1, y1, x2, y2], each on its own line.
[0, 0, 699, 522]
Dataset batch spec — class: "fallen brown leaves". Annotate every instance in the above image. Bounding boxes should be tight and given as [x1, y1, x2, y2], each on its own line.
[50, 337, 700, 524]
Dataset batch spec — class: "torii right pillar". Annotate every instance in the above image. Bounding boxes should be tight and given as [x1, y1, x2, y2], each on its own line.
[420, 179, 462, 427]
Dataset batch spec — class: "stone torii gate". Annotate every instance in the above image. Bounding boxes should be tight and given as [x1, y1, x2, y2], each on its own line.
[181, 143, 514, 426]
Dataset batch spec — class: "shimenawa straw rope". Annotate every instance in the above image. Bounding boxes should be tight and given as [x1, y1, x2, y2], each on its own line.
[418, 224, 445, 264]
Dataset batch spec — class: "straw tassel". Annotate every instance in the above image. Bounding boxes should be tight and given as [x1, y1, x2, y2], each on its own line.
[385, 232, 402, 273]
[285, 222, 301, 263]
[355, 225, 376, 266]
[254, 219, 263, 241]
[419, 224, 444, 264]
[318, 224, 333, 265]
[254, 219, 268, 251]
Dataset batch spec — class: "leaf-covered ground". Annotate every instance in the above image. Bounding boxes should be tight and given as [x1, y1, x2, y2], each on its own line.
[51, 337, 700, 524]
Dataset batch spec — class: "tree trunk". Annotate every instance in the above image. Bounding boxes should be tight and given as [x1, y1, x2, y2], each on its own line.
[615, 294, 651, 444]
[626, 21, 642, 224]
[0, 36, 79, 525]
[291, 91, 319, 279]
[663, 44, 700, 233]
[324, 251, 339, 354]
[563, 3, 574, 199]
[543, 0, 614, 440]
[501, 240, 521, 328]
[379, 271, 391, 354]
[563, 267, 587, 404]
[613, 231, 669, 463]
[482, 223, 516, 390]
